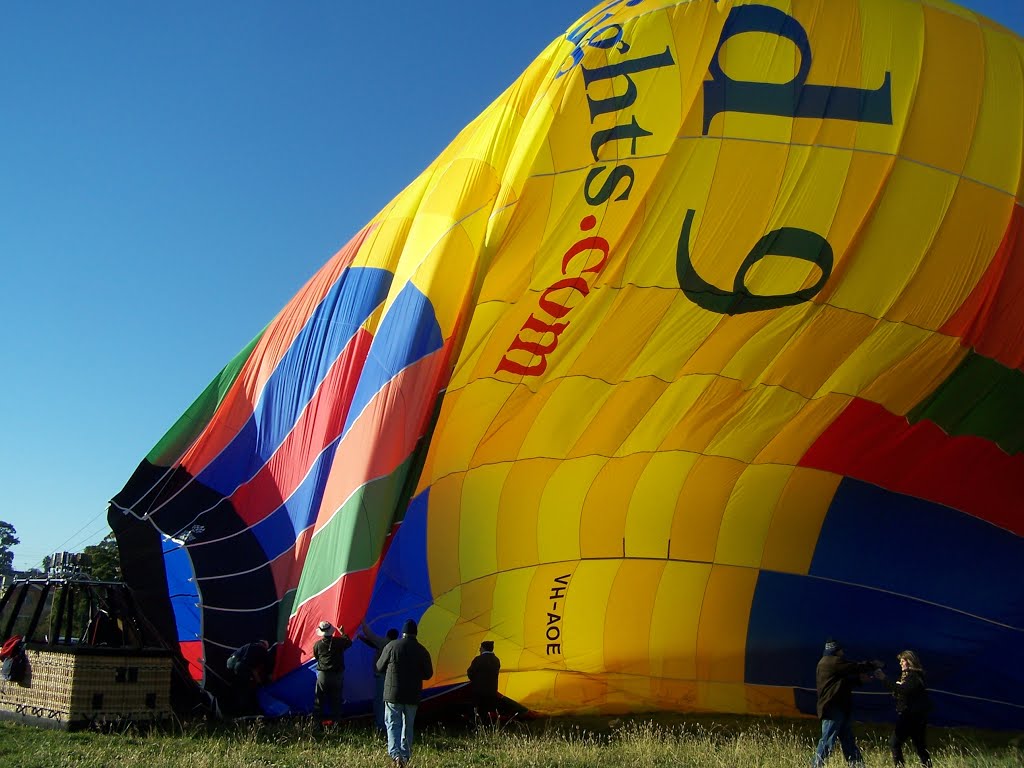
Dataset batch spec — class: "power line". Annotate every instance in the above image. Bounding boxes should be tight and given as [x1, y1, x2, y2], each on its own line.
[13, 509, 112, 570]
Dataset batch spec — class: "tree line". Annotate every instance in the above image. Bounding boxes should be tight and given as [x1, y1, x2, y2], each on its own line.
[0, 520, 120, 581]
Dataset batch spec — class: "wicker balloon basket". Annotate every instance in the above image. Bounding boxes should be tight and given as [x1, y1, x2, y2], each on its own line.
[0, 645, 173, 729]
[1, 577, 177, 731]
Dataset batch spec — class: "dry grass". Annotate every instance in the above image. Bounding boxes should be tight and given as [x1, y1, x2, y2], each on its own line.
[0, 713, 1021, 768]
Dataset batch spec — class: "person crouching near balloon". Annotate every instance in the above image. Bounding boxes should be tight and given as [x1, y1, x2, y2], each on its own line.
[875, 650, 932, 767]
[312, 620, 352, 728]
[812, 638, 884, 768]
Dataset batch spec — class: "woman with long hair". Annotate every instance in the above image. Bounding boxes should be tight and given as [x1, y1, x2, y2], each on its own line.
[878, 650, 932, 767]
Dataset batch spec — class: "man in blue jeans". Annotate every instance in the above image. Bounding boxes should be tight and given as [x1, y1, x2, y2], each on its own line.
[376, 618, 433, 768]
[813, 639, 882, 767]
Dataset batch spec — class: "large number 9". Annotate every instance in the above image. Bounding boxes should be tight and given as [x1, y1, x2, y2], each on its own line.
[675, 208, 834, 315]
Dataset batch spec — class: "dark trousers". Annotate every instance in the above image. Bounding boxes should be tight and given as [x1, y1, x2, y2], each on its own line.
[229, 670, 260, 717]
[891, 714, 931, 766]
[473, 693, 500, 724]
[314, 670, 344, 721]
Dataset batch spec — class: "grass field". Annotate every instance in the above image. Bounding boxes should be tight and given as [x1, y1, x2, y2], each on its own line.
[1, 713, 1022, 768]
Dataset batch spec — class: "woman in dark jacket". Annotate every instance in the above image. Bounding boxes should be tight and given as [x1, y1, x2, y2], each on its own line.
[878, 650, 932, 767]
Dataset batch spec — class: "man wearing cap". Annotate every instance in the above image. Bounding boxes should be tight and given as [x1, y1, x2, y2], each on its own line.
[467, 640, 501, 725]
[226, 639, 271, 716]
[813, 639, 883, 768]
[375, 618, 433, 768]
[312, 620, 352, 726]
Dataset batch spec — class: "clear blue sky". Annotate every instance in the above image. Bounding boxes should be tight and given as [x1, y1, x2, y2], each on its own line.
[2, 1, 1022, 571]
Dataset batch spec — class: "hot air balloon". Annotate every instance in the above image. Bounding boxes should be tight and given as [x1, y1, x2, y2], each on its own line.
[110, 0, 1024, 729]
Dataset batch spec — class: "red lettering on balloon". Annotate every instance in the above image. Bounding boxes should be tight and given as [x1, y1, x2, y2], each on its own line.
[496, 233, 611, 377]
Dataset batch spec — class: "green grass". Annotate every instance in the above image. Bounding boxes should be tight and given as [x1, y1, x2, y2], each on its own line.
[0, 713, 1021, 768]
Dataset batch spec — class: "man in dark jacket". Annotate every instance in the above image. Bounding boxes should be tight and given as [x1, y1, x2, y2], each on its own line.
[312, 620, 352, 725]
[467, 640, 501, 724]
[375, 618, 433, 767]
[226, 639, 271, 716]
[812, 639, 882, 767]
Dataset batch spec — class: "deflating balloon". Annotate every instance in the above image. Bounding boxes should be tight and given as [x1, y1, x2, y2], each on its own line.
[111, 0, 1024, 728]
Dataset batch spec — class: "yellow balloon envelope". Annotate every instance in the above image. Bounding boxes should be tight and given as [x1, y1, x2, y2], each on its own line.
[111, 0, 1024, 727]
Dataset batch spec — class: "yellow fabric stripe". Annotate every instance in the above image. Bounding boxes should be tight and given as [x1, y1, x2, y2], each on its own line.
[425, 473, 464, 597]
[715, 465, 794, 568]
[900, 5, 982, 177]
[580, 454, 651, 559]
[702, 385, 808, 463]
[887, 182, 1015, 330]
[696, 565, 758, 687]
[458, 465, 506, 585]
[521, 378, 618, 459]
[650, 561, 712, 683]
[965, 24, 1024, 195]
[828, 160, 957, 317]
[618, 376, 712, 456]
[560, 561, 620, 674]
[761, 468, 842, 574]
[570, 379, 671, 459]
[496, 460, 551, 573]
[536, 457, 606, 564]
[625, 451, 699, 559]
[669, 455, 742, 563]
[761, 306, 878, 398]
[489, 567, 542, 677]
[604, 560, 661, 678]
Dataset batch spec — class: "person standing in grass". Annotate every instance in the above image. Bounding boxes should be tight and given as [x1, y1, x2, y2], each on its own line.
[812, 638, 883, 768]
[312, 620, 352, 726]
[467, 640, 501, 725]
[877, 650, 932, 767]
[360, 620, 399, 736]
[376, 618, 434, 768]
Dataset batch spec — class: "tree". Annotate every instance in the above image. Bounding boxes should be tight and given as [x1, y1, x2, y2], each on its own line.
[82, 533, 121, 581]
[0, 520, 19, 578]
